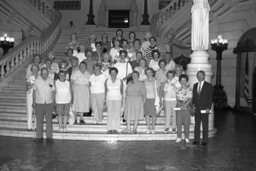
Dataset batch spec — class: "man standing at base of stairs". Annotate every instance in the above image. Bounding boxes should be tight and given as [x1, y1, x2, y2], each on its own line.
[33, 68, 55, 143]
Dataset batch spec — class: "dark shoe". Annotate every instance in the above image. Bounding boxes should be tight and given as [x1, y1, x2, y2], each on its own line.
[46, 138, 54, 144]
[74, 121, 78, 125]
[192, 141, 200, 145]
[34, 138, 43, 143]
[52, 114, 58, 119]
[107, 130, 112, 134]
[27, 128, 32, 131]
[80, 120, 85, 125]
[201, 142, 208, 146]
[112, 130, 118, 134]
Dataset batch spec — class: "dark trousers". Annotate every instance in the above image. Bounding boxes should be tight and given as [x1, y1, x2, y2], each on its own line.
[35, 103, 53, 139]
[194, 112, 209, 143]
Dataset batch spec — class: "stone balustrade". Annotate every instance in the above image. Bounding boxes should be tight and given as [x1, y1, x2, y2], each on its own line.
[157, 0, 190, 28]
[28, 0, 55, 20]
[0, 10, 61, 81]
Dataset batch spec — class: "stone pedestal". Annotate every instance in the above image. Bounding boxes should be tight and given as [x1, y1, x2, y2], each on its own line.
[186, 50, 214, 131]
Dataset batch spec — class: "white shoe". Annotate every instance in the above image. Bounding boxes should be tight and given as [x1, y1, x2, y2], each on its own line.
[151, 130, 155, 134]
[59, 128, 63, 133]
[146, 129, 151, 134]
[176, 138, 182, 143]
[63, 128, 67, 133]
[185, 138, 190, 143]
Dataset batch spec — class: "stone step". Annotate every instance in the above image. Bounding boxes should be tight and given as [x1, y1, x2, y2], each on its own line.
[0, 114, 171, 125]
[0, 101, 26, 106]
[0, 90, 26, 94]
[0, 93, 26, 97]
[0, 128, 181, 141]
[0, 108, 26, 113]
[0, 120, 190, 132]
[0, 97, 26, 102]
[2, 86, 26, 91]
[0, 127, 215, 141]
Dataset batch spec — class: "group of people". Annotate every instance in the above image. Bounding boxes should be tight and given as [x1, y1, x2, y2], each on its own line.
[26, 29, 213, 146]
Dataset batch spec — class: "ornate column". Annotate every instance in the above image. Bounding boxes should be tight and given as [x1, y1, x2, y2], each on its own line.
[141, 0, 150, 25]
[86, 0, 95, 25]
[186, 0, 214, 131]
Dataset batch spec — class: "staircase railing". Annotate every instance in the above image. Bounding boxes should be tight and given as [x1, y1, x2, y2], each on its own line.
[0, 10, 61, 81]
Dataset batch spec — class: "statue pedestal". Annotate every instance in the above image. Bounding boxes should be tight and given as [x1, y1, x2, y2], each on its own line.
[186, 50, 215, 131]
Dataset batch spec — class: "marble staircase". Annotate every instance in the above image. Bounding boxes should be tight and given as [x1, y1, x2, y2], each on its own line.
[0, 64, 216, 141]
[52, 27, 150, 60]
[0, 27, 217, 141]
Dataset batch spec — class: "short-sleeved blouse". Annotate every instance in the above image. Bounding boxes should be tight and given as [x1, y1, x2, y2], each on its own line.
[71, 70, 90, 85]
[144, 79, 160, 99]
[176, 87, 192, 101]
[135, 67, 147, 81]
[155, 69, 167, 83]
[149, 59, 160, 71]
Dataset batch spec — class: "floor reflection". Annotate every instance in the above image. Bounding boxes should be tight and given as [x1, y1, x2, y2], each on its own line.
[0, 109, 256, 170]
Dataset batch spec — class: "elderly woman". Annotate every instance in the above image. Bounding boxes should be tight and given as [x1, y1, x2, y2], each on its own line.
[163, 71, 178, 134]
[75, 45, 87, 64]
[155, 59, 168, 101]
[105, 67, 123, 134]
[145, 36, 163, 59]
[176, 74, 192, 143]
[101, 51, 111, 78]
[89, 63, 107, 124]
[67, 33, 80, 52]
[26, 64, 39, 131]
[71, 61, 91, 124]
[55, 70, 72, 132]
[124, 71, 146, 134]
[144, 68, 161, 134]
[26, 55, 44, 79]
[85, 49, 96, 74]
[134, 58, 147, 81]
[112, 29, 125, 47]
[92, 42, 103, 62]
[110, 39, 123, 63]
[149, 50, 161, 71]
[100, 33, 111, 52]
[67, 56, 79, 81]
[113, 50, 133, 81]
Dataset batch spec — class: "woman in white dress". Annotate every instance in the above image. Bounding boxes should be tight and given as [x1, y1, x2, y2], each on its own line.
[71, 61, 91, 124]
[26, 64, 39, 130]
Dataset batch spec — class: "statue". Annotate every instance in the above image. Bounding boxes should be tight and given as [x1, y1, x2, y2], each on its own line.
[191, 0, 210, 51]
[129, 0, 138, 27]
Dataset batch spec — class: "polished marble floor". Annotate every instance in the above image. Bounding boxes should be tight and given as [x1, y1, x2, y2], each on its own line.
[0, 109, 256, 171]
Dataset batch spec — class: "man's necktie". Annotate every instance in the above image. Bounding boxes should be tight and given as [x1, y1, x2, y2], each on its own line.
[198, 82, 201, 95]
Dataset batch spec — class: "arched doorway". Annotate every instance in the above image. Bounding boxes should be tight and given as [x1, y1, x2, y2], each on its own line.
[234, 28, 256, 113]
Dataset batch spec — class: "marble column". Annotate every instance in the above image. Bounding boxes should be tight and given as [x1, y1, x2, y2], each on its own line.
[186, 0, 214, 131]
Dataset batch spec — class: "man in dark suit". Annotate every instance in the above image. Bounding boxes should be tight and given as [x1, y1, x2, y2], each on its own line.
[192, 70, 213, 146]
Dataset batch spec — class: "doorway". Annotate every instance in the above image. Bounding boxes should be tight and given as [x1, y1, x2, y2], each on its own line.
[108, 10, 129, 28]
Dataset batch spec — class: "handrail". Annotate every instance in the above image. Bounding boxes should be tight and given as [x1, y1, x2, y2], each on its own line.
[0, 8, 62, 81]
